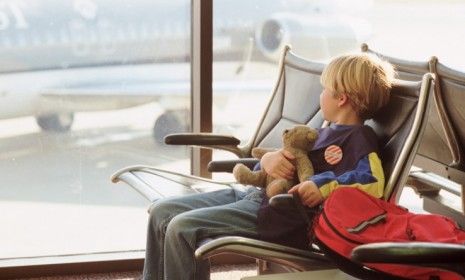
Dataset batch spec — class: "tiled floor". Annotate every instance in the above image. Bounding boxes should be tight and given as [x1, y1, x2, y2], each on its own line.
[17, 264, 257, 280]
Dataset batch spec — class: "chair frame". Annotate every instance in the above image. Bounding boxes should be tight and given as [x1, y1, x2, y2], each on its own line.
[111, 46, 445, 279]
[362, 44, 465, 227]
[193, 72, 434, 279]
[112, 45, 326, 198]
[362, 43, 462, 168]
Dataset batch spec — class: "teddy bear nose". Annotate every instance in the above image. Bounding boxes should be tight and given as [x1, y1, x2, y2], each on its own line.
[284, 129, 289, 133]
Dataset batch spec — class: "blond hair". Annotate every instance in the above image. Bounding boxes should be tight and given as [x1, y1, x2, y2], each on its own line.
[320, 53, 395, 120]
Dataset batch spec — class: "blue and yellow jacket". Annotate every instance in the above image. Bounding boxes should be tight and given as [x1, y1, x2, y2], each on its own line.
[255, 124, 384, 248]
[309, 124, 384, 199]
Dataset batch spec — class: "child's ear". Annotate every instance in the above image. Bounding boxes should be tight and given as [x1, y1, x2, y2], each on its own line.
[337, 93, 349, 107]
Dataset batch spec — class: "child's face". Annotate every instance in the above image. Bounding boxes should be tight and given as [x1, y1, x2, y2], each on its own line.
[320, 88, 339, 122]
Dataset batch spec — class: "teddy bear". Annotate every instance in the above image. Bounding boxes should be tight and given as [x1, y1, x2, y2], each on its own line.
[232, 125, 318, 198]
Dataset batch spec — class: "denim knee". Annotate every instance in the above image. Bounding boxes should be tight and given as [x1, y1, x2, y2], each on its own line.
[148, 199, 175, 235]
[166, 213, 189, 234]
[165, 213, 198, 245]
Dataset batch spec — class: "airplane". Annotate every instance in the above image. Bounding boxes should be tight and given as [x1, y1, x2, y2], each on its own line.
[0, 0, 373, 142]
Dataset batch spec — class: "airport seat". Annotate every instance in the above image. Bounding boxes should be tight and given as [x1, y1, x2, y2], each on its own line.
[362, 44, 465, 227]
[111, 47, 465, 278]
[193, 72, 435, 280]
[111, 45, 328, 273]
[111, 45, 326, 202]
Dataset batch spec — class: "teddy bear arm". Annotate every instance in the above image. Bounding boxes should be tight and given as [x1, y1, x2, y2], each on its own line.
[233, 163, 267, 187]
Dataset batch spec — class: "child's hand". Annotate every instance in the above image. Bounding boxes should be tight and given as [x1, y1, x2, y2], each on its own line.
[260, 149, 295, 180]
[288, 181, 323, 207]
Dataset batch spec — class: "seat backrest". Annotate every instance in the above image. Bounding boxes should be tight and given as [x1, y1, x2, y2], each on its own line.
[245, 46, 325, 152]
[362, 44, 462, 176]
[361, 43, 429, 82]
[194, 49, 434, 278]
[434, 62, 465, 174]
[252, 45, 434, 203]
[365, 75, 433, 202]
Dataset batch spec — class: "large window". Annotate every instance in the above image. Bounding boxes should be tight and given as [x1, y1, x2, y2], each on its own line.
[0, 0, 191, 264]
[1, 0, 465, 270]
[211, 0, 377, 180]
[211, 0, 465, 200]
[212, 0, 465, 145]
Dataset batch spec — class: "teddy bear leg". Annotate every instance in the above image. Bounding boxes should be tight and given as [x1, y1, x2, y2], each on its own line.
[266, 179, 292, 198]
[233, 164, 266, 186]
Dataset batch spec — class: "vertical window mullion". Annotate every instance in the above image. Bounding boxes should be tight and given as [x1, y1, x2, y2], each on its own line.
[191, 0, 213, 177]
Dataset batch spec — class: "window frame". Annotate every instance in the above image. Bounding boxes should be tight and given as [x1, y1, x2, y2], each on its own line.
[0, 0, 213, 277]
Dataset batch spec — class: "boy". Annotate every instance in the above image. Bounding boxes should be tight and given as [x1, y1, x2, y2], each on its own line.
[257, 53, 394, 247]
[141, 53, 395, 280]
[262, 53, 394, 207]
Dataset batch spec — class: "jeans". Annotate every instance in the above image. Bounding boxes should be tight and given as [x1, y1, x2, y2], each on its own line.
[142, 186, 263, 280]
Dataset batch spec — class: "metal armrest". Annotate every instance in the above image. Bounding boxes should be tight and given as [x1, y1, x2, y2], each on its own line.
[164, 133, 245, 157]
[195, 236, 333, 272]
[408, 169, 465, 228]
[351, 242, 465, 276]
[352, 242, 465, 264]
[269, 194, 296, 208]
[207, 158, 259, 173]
[111, 165, 236, 203]
[269, 194, 312, 224]
[408, 170, 460, 196]
[352, 242, 465, 276]
[265, 196, 465, 275]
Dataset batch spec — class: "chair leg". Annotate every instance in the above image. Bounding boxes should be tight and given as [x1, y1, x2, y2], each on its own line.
[257, 260, 267, 275]
[257, 260, 299, 275]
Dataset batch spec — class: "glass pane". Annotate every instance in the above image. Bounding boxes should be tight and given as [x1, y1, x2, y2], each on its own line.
[212, 0, 461, 212]
[367, 0, 465, 70]
[212, 0, 373, 179]
[212, 0, 465, 153]
[0, 0, 191, 262]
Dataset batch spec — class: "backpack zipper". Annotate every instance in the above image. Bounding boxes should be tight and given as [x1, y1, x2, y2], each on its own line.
[322, 210, 364, 245]
[346, 212, 387, 233]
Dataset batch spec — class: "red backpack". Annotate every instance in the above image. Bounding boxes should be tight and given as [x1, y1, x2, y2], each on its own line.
[314, 187, 465, 280]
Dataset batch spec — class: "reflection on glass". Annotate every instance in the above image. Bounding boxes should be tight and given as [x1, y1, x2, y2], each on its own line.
[212, 0, 465, 182]
[0, 0, 191, 262]
[212, 0, 373, 180]
[1, 0, 464, 266]
[366, 0, 465, 70]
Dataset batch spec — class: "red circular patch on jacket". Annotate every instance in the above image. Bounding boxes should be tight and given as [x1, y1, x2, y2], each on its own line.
[324, 145, 343, 165]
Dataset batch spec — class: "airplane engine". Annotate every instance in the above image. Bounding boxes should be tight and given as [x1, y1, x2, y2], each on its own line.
[254, 13, 368, 62]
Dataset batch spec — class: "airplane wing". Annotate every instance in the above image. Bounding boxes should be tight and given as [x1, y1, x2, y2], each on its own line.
[38, 78, 273, 112]
[0, 62, 274, 116]
[33, 62, 275, 113]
